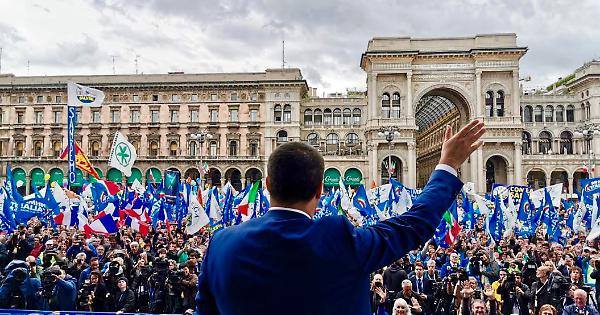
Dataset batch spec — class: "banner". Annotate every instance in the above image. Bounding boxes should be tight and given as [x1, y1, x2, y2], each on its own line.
[67, 105, 77, 188]
[108, 131, 137, 177]
[163, 169, 181, 201]
[67, 82, 106, 107]
[60, 142, 100, 179]
[581, 178, 600, 212]
[492, 184, 530, 205]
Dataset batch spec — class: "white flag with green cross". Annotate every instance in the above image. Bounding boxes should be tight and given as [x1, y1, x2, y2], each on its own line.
[108, 131, 137, 177]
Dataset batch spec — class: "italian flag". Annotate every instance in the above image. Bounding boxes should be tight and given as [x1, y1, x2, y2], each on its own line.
[441, 200, 462, 246]
[238, 181, 260, 217]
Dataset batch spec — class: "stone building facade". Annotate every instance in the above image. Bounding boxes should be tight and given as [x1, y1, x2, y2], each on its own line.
[0, 34, 599, 195]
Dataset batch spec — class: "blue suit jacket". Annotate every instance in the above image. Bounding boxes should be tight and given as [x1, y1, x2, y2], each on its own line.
[196, 170, 462, 315]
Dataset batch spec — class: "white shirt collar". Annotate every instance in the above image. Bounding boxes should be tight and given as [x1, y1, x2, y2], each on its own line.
[269, 207, 312, 219]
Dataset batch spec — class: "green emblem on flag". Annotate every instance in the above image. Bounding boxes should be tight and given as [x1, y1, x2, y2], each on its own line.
[116, 142, 132, 167]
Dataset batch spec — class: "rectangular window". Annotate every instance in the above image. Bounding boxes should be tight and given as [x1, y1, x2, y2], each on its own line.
[284, 92, 290, 99]
[131, 109, 140, 123]
[132, 95, 140, 102]
[18, 96, 25, 103]
[172, 94, 180, 102]
[53, 111, 62, 124]
[151, 110, 160, 123]
[92, 110, 101, 123]
[0, 110, 3, 124]
[191, 94, 199, 102]
[230, 109, 239, 122]
[17, 112, 24, 124]
[37, 96, 44, 103]
[210, 110, 218, 122]
[152, 94, 159, 102]
[190, 109, 199, 123]
[170, 109, 179, 123]
[231, 93, 238, 101]
[110, 110, 120, 123]
[112, 95, 119, 102]
[250, 93, 258, 101]
[55, 95, 62, 103]
[35, 111, 43, 124]
[210, 94, 218, 101]
[76, 110, 81, 123]
[249, 109, 258, 122]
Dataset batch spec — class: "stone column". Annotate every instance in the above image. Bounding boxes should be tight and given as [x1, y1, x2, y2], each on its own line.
[43, 136, 51, 156]
[512, 70, 520, 117]
[568, 175, 574, 194]
[368, 142, 378, 186]
[477, 147, 484, 194]
[475, 70, 482, 118]
[407, 141, 416, 187]
[507, 167, 515, 185]
[368, 72, 378, 120]
[514, 141, 523, 185]
[406, 71, 413, 118]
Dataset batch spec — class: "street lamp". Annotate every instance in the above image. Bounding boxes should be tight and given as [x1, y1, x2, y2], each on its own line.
[574, 126, 600, 177]
[190, 129, 213, 184]
[377, 126, 401, 180]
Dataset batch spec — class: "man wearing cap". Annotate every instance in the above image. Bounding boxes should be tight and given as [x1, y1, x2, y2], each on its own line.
[115, 276, 136, 313]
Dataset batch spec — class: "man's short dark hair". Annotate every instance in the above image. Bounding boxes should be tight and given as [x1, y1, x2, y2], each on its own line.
[267, 142, 324, 204]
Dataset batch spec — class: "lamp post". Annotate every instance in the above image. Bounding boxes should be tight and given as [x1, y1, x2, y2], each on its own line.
[377, 126, 401, 181]
[190, 129, 213, 185]
[574, 126, 600, 177]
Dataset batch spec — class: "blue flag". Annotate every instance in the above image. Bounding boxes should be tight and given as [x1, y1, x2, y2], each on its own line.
[489, 197, 505, 241]
[352, 185, 376, 225]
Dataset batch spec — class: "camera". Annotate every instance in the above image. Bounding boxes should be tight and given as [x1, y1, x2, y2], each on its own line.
[167, 269, 184, 285]
[40, 269, 59, 298]
[448, 267, 468, 284]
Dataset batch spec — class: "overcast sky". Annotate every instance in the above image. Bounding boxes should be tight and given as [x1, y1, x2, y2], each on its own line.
[1, 0, 599, 94]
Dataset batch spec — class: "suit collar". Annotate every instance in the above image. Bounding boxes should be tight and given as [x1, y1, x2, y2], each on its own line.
[268, 207, 312, 220]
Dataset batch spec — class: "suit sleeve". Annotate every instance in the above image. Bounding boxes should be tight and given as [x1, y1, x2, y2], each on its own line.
[196, 235, 219, 315]
[344, 170, 463, 272]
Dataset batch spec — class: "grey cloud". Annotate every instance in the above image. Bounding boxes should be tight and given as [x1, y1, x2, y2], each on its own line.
[28, 35, 104, 69]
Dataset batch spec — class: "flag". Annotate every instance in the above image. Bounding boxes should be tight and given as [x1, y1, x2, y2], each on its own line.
[237, 181, 260, 219]
[53, 203, 88, 230]
[441, 200, 461, 245]
[124, 216, 150, 236]
[93, 180, 121, 196]
[60, 142, 100, 179]
[434, 220, 451, 248]
[206, 187, 222, 224]
[488, 197, 505, 241]
[185, 189, 209, 234]
[352, 185, 376, 225]
[516, 191, 533, 237]
[84, 215, 118, 236]
[461, 191, 474, 230]
[588, 198, 600, 241]
[108, 131, 137, 177]
[68, 82, 105, 107]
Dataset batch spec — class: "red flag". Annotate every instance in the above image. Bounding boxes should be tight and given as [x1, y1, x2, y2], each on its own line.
[60, 141, 100, 179]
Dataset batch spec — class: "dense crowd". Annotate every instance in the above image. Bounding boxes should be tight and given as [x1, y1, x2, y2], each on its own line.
[370, 213, 600, 315]
[0, 217, 210, 314]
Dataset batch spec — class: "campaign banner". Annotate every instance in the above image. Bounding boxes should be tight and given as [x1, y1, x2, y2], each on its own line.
[163, 169, 181, 202]
[491, 184, 530, 205]
[580, 178, 600, 211]
[67, 106, 77, 188]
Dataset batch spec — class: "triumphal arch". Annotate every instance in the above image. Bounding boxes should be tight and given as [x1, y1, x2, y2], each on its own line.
[360, 34, 527, 194]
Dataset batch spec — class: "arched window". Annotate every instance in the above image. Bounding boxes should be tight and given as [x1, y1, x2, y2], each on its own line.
[496, 90, 505, 117]
[131, 140, 140, 154]
[323, 108, 333, 125]
[277, 130, 288, 143]
[149, 141, 159, 157]
[169, 141, 178, 156]
[52, 141, 62, 157]
[333, 108, 342, 125]
[555, 105, 564, 122]
[91, 141, 101, 156]
[534, 105, 543, 122]
[283, 104, 291, 122]
[545, 105, 554, 122]
[326, 133, 339, 145]
[15, 141, 24, 157]
[307, 133, 319, 146]
[346, 133, 359, 144]
[274, 104, 282, 122]
[381, 93, 390, 118]
[209, 141, 217, 156]
[33, 141, 43, 157]
[523, 106, 533, 122]
[391, 92, 401, 118]
[228, 140, 238, 156]
[560, 131, 573, 154]
[352, 108, 361, 125]
[566, 105, 575, 122]
[304, 109, 313, 125]
[539, 131, 552, 154]
[522, 132, 532, 155]
[189, 141, 197, 156]
[485, 91, 494, 117]
[342, 108, 351, 125]
[313, 109, 323, 125]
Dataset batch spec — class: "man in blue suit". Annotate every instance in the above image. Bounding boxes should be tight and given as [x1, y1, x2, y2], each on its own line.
[197, 120, 485, 315]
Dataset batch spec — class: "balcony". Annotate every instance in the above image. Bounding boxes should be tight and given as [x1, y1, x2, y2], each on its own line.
[227, 121, 240, 129]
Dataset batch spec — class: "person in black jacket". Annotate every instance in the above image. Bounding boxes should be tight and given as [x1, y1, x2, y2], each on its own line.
[115, 277, 136, 313]
[383, 259, 408, 294]
[496, 272, 529, 315]
[529, 265, 569, 314]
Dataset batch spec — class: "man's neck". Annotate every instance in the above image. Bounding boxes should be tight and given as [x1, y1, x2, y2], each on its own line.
[270, 200, 314, 218]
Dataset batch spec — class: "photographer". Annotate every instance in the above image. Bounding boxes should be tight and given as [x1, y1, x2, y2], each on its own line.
[460, 284, 497, 315]
[0, 260, 42, 309]
[181, 264, 198, 312]
[39, 265, 77, 311]
[370, 274, 389, 315]
[103, 257, 124, 304]
[165, 260, 184, 313]
[148, 257, 169, 313]
[131, 258, 151, 312]
[66, 234, 97, 262]
[78, 271, 109, 311]
[115, 277, 136, 313]
[67, 252, 88, 281]
[496, 271, 529, 315]
[529, 265, 569, 314]
[434, 268, 468, 314]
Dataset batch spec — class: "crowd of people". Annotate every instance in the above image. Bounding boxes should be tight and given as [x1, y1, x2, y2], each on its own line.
[370, 215, 600, 315]
[0, 217, 209, 313]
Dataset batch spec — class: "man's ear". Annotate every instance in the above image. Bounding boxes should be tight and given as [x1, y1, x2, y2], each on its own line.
[315, 182, 323, 200]
[265, 176, 271, 191]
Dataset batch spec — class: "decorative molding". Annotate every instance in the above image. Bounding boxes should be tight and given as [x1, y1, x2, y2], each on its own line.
[413, 73, 474, 81]
[475, 60, 518, 68]
[413, 63, 473, 70]
[372, 63, 411, 71]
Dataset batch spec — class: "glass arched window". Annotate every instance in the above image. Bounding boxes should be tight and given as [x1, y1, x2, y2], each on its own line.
[283, 104, 291, 122]
[391, 92, 401, 118]
[523, 106, 533, 122]
[534, 105, 543, 122]
[169, 141, 178, 156]
[277, 130, 288, 143]
[333, 108, 342, 125]
[323, 108, 333, 125]
[91, 141, 100, 156]
[307, 133, 319, 146]
[304, 109, 313, 125]
[52, 141, 62, 157]
[326, 133, 339, 145]
[342, 108, 351, 125]
[274, 104, 282, 122]
[313, 109, 323, 125]
[209, 141, 217, 156]
[346, 133, 359, 145]
[381, 93, 390, 118]
[352, 108, 361, 125]
[555, 105, 564, 122]
[539, 131, 552, 154]
[545, 105, 554, 122]
[228, 140, 238, 156]
[33, 141, 43, 157]
[560, 131, 573, 154]
[495, 90, 505, 117]
[566, 105, 575, 122]
[149, 141, 159, 157]
[522, 132, 532, 155]
[485, 91, 494, 117]
[15, 141, 24, 157]
[189, 141, 197, 156]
